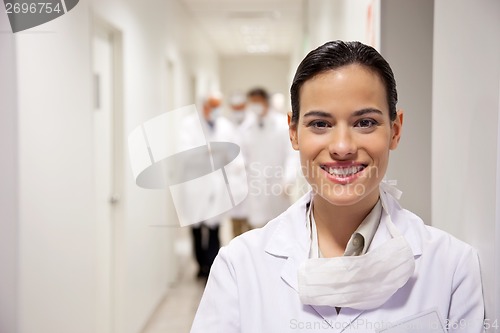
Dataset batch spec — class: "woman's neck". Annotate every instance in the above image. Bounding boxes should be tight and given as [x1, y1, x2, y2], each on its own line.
[312, 189, 379, 257]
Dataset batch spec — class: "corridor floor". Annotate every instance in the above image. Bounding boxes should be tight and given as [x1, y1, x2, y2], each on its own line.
[141, 255, 205, 333]
[141, 221, 233, 333]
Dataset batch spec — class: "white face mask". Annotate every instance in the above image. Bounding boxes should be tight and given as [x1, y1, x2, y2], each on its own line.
[209, 107, 221, 122]
[231, 111, 246, 124]
[297, 187, 415, 310]
[248, 103, 265, 117]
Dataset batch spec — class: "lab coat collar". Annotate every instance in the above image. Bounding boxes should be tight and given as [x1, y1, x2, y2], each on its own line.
[264, 187, 424, 332]
[264, 191, 312, 259]
[374, 184, 423, 257]
[264, 189, 423, 281]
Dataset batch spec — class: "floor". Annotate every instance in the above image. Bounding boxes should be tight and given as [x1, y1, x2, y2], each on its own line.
[141, 220, 233, 333]
[141, 257, 205, 333]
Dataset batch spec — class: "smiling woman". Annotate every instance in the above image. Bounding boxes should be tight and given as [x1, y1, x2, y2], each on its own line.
[291, 64, 399, 209]
[290, 63, 401, 258]
[190, 41, 485, 333]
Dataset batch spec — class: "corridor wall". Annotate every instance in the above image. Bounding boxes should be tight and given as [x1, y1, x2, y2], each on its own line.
[9, 1, 220, 333]
[380, 0, 434, 224]
[432, 0, 500, 322]
[0, 11, 19, 333]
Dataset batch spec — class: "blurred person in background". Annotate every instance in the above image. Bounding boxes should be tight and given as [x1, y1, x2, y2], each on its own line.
[227, 92, 252, 237]
[241, 87, 299, 228]
[178, 94, 235, 278]
[228, 92, 247, 126]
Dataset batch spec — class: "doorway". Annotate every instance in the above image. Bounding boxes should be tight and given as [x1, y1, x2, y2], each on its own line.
[92, 17, 124, 333]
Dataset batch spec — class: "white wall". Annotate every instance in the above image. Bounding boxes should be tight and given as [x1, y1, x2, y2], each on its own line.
[292, 0, 380, 88]
[432, 0, 500, 322]
[306, 0, 378, 50]
[15, 3, 96, 333]
[0, 11, 19, 333]
[380, 0, 434, 224]
[10, 1, 220, 333]
[291, 0, 378, 85]
[496, 79, 500, 329]
[220, 55, 290, 111]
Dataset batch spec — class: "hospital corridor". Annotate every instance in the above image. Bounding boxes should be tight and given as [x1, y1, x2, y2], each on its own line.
[1, 0, 500, 333]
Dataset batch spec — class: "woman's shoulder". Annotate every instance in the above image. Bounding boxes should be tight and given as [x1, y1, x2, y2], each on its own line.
[424, 223, 479, 259]
[221, 193, 310, 261]
[397, 206, 478, 259]
[223, 210, 292, 256]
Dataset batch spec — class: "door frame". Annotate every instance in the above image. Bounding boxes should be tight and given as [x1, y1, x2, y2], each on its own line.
[91, 14, 124, 333]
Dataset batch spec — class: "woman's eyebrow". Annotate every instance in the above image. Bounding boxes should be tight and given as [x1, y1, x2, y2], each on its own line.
[351, 108, 383, 117]
[303, 108, 383, 118]
[303, 110, 332, 118]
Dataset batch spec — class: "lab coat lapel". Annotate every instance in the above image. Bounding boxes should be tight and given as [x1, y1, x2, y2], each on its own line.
[263, 193, 358, 332]
[305, 305, 365, 333]
[264, 192, 310, 292]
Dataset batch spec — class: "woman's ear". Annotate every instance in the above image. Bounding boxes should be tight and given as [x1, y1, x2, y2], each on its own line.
[288, 112, 299, 151]
[389, 110, 404, 150]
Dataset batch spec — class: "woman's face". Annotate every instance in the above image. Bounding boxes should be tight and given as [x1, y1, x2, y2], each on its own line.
[289, 64, 403, 207]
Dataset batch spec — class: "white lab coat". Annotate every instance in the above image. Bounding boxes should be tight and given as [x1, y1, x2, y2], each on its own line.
[227, 111, 252, 219]
[177, 114, 236, 227]
[191, 187, 485, 332]
[239, 110, 300, 227]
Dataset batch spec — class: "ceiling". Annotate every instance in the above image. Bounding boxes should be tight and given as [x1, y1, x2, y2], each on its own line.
[181, 0, 304, 56]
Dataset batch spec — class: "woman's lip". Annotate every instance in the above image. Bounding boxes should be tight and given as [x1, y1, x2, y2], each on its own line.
[320, 161, 367, 168]
[320, 164, 367, 185]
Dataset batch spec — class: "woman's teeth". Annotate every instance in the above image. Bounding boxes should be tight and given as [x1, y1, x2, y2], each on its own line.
[324, 165, 365, 177]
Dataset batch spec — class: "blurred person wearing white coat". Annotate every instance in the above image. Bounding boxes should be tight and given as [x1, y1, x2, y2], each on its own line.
[227, 93, 252, 237]
[178, 95, 235, 278]
[240, 87, 299, 228]
[190, 42, 484, 332]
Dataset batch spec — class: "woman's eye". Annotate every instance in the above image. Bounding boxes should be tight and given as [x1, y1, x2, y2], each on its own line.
[355, 119, 378, 128]
[308, 120, 331, 128]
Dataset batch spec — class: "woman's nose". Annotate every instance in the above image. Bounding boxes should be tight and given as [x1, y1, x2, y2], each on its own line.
[328, 126, 356, 158]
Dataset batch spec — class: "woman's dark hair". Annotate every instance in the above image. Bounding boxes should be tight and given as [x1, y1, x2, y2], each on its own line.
[290, 40, 398, 123]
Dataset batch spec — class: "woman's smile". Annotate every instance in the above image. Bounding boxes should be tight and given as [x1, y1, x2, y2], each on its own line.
[319, 162, 367, 185]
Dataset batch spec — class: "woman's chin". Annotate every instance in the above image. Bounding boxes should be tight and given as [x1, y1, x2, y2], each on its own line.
[311, 182, 378, 207]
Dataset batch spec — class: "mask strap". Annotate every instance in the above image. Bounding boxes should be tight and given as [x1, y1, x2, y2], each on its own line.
[379, 184, 403, 238]
[306, 201, 320, 259]
[380, 180, 402, 200]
